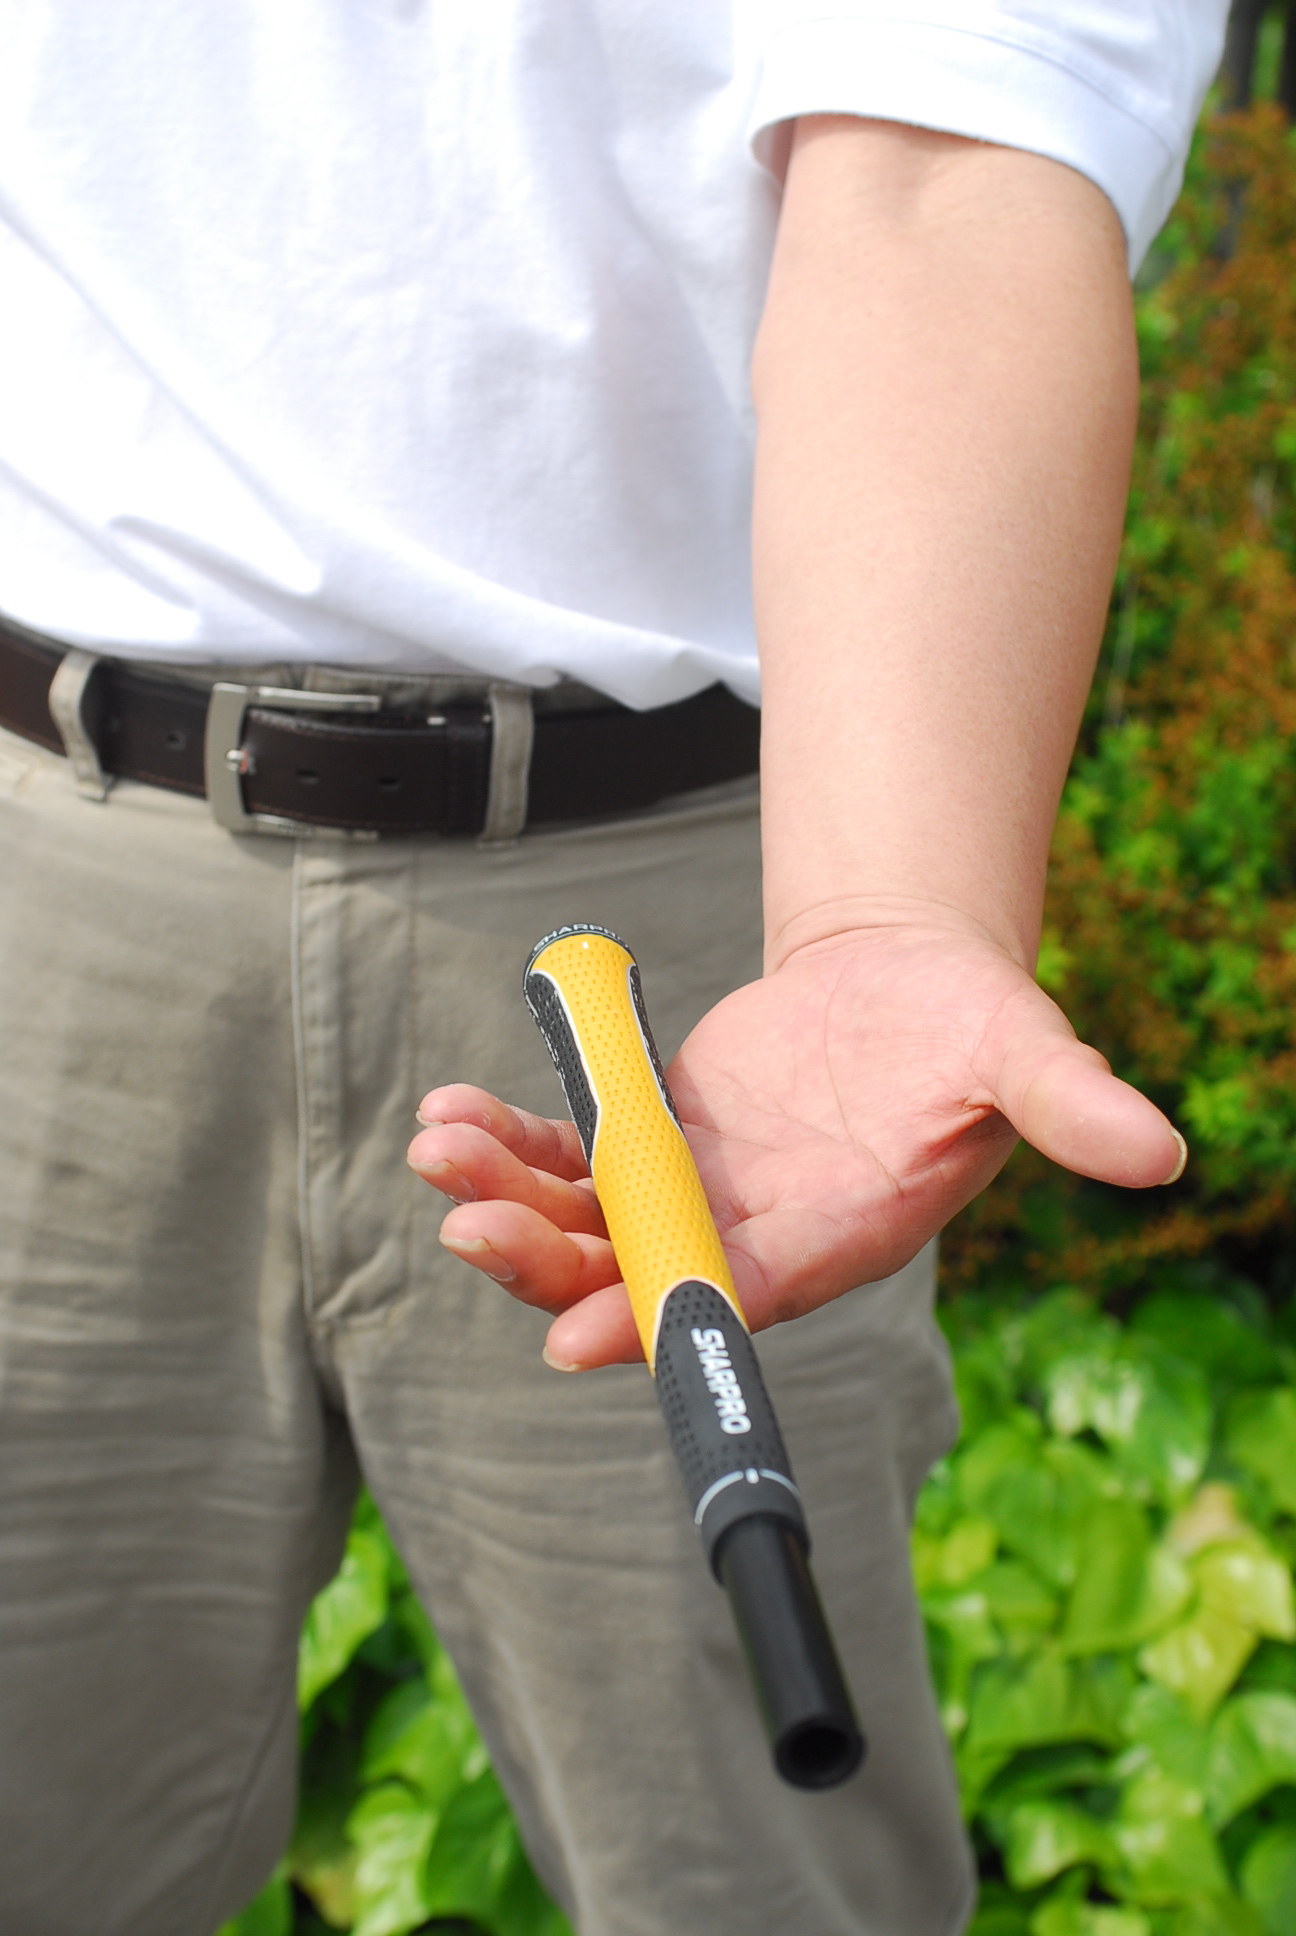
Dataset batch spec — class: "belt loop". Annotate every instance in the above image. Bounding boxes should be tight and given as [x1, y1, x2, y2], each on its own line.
[48, 648, 111, 801]
[480, 682, 534, 844]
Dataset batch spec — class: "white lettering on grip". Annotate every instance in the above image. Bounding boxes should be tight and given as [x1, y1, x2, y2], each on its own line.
[689, 1325, 752, 1434]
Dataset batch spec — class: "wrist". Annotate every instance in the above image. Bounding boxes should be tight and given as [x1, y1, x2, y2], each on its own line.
[763, 893, 1038, 978]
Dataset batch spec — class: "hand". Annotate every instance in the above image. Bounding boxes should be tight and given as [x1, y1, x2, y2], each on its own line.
[407, 918, 1184, 1370]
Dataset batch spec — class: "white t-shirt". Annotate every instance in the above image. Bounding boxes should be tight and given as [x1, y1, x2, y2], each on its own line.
[0, 2, 1227, 708]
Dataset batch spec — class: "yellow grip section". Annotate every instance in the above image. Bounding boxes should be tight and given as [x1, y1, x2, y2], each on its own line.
[528, 930, 745, 1367]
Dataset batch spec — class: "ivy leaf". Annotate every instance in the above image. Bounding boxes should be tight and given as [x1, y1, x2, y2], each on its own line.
[290, 1774, 360, 1929]
[421, 1768, 529, 1927]
[966, 1648, 1132, 1761]
[1237, 1641, 1296, 1698]
[1206, 1691, 1296, 1826]
[914, 1461, 958, 1539]
[1241, 1822, 1296, 1935]
[493, 1852, 576, 1936]
[980, 1562, 1060, 1652]
[967, 1886, 1036, 1935]
[1169, 1487, 1260, 1560]
[981, 1441, 1114, 1592]
[923, 1585, 1000, 1672]
[958, 1417, 1046, 1514]
[914, 1516, 999, 1592]
[298, 1526, 391, 1713]
[1121, 1682, 1211, 1791]
[1030, 1901, 1150, 1936]
[361, 1653, 487, 1808]
[1046, 1341, 1211, 1504]
[1195, 1543, 1296, 1642]
[1002, 1799, 1116, 1888]
[982, 1743, 1118, 1817]
[1155, 1897, 1267, 1936]
[1111, 1768, 1229, 1905]
[345, 1781, 438, 1936]
[959, 1651, 1132, 1816]
[1130, 1290, 1279, 1396]
[955, 1338, 1020, 1440]
[216, 1868, 293, 1936]
[1062, 1502, 1191, 1656]
[1140, 1605, 1259, 1721]
[1227, 1390, 1296, 1517]
[1012, 1292, 1115, 1388]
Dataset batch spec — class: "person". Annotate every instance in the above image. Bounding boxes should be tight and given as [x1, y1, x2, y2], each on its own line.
[0, 5, 1229, 1933]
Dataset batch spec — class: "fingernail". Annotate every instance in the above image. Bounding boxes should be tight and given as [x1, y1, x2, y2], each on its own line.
[439, 1230, 514, 1283]
[415, 1110, 443, 1127]
[418, 1158, 476, 1203]
[542, 1344, 583, 1372]
[1163, 1129, 1188, 1185]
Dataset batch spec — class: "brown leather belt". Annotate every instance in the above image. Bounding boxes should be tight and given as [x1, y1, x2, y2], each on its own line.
[0, 614, 759, 838]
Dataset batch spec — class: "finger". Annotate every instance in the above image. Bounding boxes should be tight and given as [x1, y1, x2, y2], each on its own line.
[987, 994, 1185, 1188]
[543, 1283, 645, 1370]
[439, 1198, 619, 1311]
[720, 1204, 935, 1335]
[416, 1084, 588, 1181]
[408, 1122, 606, 1236]
[1012, 1048, 1185, 1187]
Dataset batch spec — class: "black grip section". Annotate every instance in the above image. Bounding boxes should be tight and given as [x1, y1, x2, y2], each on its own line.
[626, 960, 681, 1126]
[523, 968, 598, 1166]
[717, 1517, 866, 1790]
[654, 1282, 807, 1571]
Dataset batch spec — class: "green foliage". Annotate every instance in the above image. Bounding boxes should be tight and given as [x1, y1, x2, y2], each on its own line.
[943, 103, 1296, 1925]
[946, 1284, 1296, 1935]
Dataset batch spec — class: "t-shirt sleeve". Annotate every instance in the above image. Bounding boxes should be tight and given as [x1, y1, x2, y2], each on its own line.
[747, 1, 1231, 272]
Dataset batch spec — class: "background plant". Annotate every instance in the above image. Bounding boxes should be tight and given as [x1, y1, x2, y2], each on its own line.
[937, 97, 1296, 1936]
[945, 103, 1296, 1311]
[219, 98, 1296, 1936]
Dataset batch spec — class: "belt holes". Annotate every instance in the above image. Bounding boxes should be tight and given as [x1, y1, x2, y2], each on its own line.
[165, 728, 188, 752]
[376, 775, 400, 793]
[296, 767, 320, 786]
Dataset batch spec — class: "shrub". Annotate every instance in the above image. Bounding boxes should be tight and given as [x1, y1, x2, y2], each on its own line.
[946, 106, 1296, 1307]
[941, 1276, 1296, 1936]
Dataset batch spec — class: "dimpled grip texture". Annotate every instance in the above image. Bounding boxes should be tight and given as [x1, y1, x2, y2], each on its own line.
[655, 1280, 807, 1572]
[524, 927, 742, 1365]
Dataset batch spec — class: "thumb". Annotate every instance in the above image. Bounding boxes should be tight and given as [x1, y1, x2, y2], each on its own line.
[989, 990, 1186, 1189]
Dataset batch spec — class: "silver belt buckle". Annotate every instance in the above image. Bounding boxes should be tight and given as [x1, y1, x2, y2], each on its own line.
[204, 682, 382, 837]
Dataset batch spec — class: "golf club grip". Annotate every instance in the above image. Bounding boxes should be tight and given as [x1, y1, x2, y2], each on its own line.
[523, 925, 865, 1790]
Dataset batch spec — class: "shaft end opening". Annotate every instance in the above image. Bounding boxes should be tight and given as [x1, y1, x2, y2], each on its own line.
[775, 1716, 865, 1790]
[716, 1515, 866, 1793]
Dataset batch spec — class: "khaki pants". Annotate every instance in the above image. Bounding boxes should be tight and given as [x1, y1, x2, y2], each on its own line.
[0, 718, 973, 1936]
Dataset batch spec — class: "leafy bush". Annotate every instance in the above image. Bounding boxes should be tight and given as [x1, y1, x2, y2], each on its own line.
[939, 1276, 1296, 1936]
[219, 105, 1296, 1936]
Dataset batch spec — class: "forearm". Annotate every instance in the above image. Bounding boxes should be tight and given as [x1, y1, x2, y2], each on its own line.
[754, 118, 1138, 972]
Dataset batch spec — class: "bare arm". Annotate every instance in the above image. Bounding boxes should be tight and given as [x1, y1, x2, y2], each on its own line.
[409, 119, 1183, 1367]
[759, 117, 1137, 971]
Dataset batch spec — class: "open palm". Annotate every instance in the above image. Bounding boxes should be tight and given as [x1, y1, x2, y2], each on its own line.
[408, 924, 1183, 1369]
